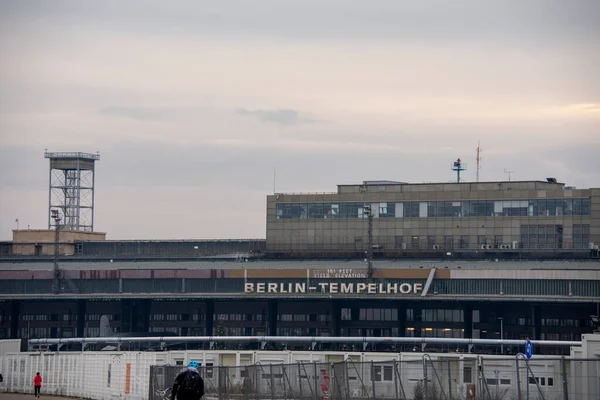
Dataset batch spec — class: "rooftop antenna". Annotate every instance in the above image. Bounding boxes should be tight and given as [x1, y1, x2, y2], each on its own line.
[504, 169, 515, 181]
[476, 141, 482, 182]
[451, 158, 467, 183]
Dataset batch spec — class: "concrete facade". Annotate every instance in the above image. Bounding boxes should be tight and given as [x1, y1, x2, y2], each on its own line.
[10, 229, 106, 256]
[266, 180, 600, 256]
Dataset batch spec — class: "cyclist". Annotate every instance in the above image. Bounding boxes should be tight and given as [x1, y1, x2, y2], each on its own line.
[171, 360, 204, 400]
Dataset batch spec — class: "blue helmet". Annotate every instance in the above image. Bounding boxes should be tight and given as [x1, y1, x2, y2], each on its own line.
[188, 360, 199, 369]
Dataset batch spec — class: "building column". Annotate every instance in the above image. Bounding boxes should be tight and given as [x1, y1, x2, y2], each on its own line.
[533, 305, 542, 340]
[136, 299, 151, 333]
[398, 302, 406, 336]
[120, 299, 132, 333]
[205, 300, 214, 336]
[10, 300, 20, 339]
[268, 300, 277, 336]
[331, 301, 341, 337]
[464, 304, 473, 339]
[76, 300, 86, 337]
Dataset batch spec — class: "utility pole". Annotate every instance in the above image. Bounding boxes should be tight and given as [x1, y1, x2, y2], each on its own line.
[498, 317, 504, 354]
[476, 141, 482, 182]
[504, 169, 515, 182]
[51, 209, 61, 294]
[363, 205, 374, 279]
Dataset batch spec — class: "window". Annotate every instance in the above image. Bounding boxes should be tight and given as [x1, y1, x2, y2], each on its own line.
[341, 308, 352, 321]
[275, 198, 590, 219]
[573, 224, 590, 249]
[371, 365, 393, 382]
[383, 366, 393, 381]
[463, 366, 472, 383]
[460, 236, 469, 249]
[404, 202, 420, 218]
[427, 236, 436, 248]
[411, 236, 420, 250]
[395, 236, 404, 249]
[359, 308, 398, 321]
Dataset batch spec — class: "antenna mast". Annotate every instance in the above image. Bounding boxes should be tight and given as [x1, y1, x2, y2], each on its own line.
[476, 141, 482, 182]
[451, 158, 467, 183]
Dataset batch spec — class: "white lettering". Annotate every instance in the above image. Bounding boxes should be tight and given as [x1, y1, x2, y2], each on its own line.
[247, 280, 425, 296]
[330, 283, 338, 294]
[399, 283, 412, 294]
[340, 283, 353, 294]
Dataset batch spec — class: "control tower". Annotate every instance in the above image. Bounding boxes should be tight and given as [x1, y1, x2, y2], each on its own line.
[45, 151, 100, 231]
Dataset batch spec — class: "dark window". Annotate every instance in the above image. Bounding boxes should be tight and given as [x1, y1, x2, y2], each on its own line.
[463, 366, 472, 383]
[411, 236, 420, 250]
[445, 236, 454, 249]
[395, 236, 404, 249]
[404, 202, 419, 218]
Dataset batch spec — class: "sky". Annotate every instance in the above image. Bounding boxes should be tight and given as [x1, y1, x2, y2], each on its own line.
[0, 0, 599, 240]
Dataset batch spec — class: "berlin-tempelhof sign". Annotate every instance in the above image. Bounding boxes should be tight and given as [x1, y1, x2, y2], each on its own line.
[244, 282, 423, 295]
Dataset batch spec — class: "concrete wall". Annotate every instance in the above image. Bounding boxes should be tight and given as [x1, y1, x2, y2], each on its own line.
[11, 230, 107, 256]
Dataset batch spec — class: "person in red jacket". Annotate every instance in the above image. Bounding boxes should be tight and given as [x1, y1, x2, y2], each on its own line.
[33, 372, 42, 398]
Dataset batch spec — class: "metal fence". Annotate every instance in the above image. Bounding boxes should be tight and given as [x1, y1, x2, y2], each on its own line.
[149, 356, 599, 400]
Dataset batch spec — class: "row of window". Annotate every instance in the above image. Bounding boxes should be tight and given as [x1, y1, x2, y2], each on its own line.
[279, 314, 330, 322]
[406, 309, 465, 323]
[214, 313, 262, 321]
[277, 328, 331, 336]
[520, 224, 590, 249]
[384, 233, 588, 250]
[276, 198, 591, 219]
[407, 327, 465, 338]
[21, 314, 78, 322]
[151, 313, 203, 321]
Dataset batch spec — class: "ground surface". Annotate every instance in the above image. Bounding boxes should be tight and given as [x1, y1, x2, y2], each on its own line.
[0, 394, 79, 400]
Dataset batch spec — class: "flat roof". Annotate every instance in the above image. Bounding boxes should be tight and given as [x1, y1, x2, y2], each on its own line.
[338, 180, 566, 187]
[1, 259, 598, 271]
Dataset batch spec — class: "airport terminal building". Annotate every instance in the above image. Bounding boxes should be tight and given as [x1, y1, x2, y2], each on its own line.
[267, 180, 598, 257]
[0, 179, 599, 354]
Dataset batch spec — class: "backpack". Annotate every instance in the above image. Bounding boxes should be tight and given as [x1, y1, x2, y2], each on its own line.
[179, 371, 202, 397]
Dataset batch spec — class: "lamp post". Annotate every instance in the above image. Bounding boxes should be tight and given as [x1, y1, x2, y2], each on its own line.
[50, 209, 61, 294]
[498, 317, 504, 353]
[363, 205, 374, 278]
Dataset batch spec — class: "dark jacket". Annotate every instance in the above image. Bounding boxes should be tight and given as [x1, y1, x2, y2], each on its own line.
[171, 368, 204, 400]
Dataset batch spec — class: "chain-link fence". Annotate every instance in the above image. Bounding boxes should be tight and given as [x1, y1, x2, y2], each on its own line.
[149, 356, 599, 400]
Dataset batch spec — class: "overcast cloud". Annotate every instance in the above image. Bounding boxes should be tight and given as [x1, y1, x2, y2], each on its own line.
[0, 0, 598, 240]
